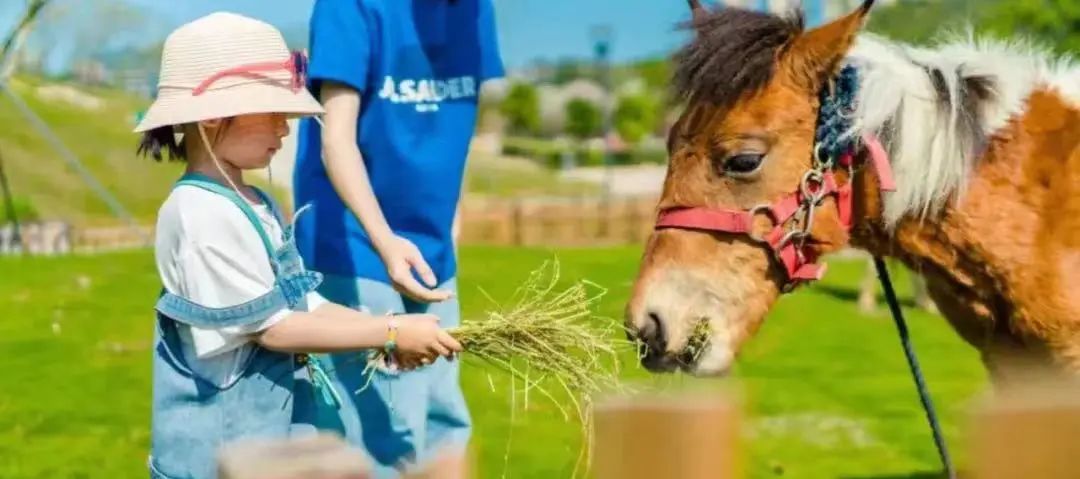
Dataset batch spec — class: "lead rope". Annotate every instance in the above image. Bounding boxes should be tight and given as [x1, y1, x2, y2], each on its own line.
[816, 70, 954, 475]
[873, 256, 956, 479]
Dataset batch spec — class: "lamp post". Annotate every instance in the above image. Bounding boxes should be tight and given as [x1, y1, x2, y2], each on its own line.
[590, 24, 613, 199]
[591, 24, 615, 236]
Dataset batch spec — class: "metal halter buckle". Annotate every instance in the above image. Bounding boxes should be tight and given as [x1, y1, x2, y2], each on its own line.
[747, 204, 778, 244]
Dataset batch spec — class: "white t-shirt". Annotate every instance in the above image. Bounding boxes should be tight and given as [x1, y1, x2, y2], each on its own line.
[155, 184, 327, 383]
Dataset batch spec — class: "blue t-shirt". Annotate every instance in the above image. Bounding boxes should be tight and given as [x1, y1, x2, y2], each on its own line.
[293, 0, 504, 284]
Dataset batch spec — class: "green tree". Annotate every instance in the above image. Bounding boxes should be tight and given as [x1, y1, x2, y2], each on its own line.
[866, 0, 982, 45]
[984, 0, 1080, 55]
[21, 0, 160, 79]
[500, 82, 541, 135]
[553, 59, 588, 85]
[613, 94, 658, 145]
[0, 0, 53, 79]
[632, 59, 671, 93]
[3, 196, 39, 223]
[867, 0, 1078, 57]
[564, 98, 601, 140]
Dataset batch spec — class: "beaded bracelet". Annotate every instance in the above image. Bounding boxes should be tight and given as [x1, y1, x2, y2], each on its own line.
[385, 317, 399, 353]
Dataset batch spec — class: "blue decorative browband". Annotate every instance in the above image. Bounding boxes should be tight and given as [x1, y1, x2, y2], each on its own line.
[814, 64, 860, 162]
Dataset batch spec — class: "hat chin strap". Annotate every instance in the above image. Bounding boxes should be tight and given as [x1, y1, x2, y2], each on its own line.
[196, 123, 247, 199]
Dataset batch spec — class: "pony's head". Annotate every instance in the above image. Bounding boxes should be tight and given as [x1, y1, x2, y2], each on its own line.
[626, 0, 877, 375]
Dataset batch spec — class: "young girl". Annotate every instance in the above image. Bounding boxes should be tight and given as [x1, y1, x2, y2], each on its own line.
[135, 13, 460, 479]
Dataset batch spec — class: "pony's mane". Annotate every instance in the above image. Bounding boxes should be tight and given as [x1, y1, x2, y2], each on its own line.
[845, 33, 1080, 227]
[671, 6, 1080, 228]
[672, 6, 804, 108]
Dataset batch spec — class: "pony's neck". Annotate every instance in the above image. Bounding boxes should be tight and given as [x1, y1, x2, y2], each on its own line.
[837, 37, 1080, 383]
[846, 158, 988, 296]
[844, 139, 1066, 384]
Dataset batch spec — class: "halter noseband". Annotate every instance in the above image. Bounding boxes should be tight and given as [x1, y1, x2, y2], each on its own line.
[654, 65, 896, 292]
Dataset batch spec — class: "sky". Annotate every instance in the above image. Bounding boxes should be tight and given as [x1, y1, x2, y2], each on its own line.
[1, 0, 705, 72]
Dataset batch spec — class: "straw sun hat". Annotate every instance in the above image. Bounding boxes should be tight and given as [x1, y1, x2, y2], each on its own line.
[134, 12, 324, 133]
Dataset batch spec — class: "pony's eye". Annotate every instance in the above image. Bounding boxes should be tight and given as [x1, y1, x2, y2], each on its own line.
[722, 153, 765, 176]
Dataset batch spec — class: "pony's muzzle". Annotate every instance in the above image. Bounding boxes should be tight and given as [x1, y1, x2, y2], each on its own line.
[629, 282, 707, 372]
[626, 307, 680, 372]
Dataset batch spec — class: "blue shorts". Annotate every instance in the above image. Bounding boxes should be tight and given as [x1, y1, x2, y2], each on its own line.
[313, 275, 471, 477]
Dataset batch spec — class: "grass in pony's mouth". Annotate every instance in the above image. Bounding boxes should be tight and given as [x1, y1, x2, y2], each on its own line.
[359, 259, 632, 478]
[682, 317, 712, 366]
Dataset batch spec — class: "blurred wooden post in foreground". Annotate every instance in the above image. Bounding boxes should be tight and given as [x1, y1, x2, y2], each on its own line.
[217, 432, 475, 479]
[593, 393, 742, 479]
[970, 381, 1080, 479]
[218, 433, 369, 479]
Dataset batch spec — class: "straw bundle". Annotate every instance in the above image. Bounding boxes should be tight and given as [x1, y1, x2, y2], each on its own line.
[451, 260, 625, 406]
[359, 260, 629, 476]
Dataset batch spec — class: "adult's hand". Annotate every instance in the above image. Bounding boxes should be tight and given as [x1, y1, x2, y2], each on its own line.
[378, 235, 453, 303]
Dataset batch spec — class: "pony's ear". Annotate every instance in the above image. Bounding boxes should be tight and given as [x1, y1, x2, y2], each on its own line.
[687, 0, 706, 22]
[782, 0, 874, 91]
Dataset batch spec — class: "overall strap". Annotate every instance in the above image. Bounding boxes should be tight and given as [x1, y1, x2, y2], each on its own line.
[168, 176, 338, 408]
[251, 185, 314, 245]
[250, 186, 286, 228]
[174, 173, 277, 259]
[157, 287, 295, 329]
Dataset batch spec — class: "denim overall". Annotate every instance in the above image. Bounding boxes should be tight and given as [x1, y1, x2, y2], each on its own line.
[148, 173, 339, 479]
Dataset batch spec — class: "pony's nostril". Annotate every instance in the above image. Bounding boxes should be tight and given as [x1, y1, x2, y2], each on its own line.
[647, 310, 661, 332]
[643, 310, 667, 353]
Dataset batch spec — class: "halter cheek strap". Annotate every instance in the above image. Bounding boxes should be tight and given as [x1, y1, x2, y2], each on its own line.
[655, 133, 896, 292]
[653, 64, 898, 292]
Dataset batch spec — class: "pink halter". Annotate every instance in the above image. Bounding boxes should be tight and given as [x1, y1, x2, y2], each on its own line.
[655, 134, 895, 292]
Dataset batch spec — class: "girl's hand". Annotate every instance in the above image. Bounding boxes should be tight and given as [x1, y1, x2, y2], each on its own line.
[390, 314, 462, 369]
[376, 235, 453, 303]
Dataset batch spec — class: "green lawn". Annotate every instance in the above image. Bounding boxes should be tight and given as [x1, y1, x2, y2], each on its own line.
[0, 246, 986, 478]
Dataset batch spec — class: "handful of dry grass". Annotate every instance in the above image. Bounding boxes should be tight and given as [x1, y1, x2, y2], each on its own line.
[454, 260, 628, 477]
[360, 260, 629, 476]
[361, 260, 624, 394]
[450, 260, 625, 407]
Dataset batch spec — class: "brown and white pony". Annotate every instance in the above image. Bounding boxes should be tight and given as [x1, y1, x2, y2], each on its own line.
[626, 0, 1080, 385]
